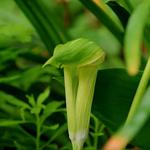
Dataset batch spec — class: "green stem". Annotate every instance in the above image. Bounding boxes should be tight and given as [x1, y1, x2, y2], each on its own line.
[126, 57, 150, 124]
[36, 114, 41, 150]
[72, 140, 84, 150]
[93, 118, 99, 148]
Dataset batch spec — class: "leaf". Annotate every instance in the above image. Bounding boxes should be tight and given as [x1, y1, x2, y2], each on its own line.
[42, 124, 59, 132]
[28, 88, 51, 115]
[27, 95, 35, 107]
[3, 65, 61, 91]
[92, 68, 150, 149]
[0, 83, 27, 102]
[107, 1, 130, 28]
[114, 86, 150, 145]
[49, 123, 67, 143]
[0, 0, 34, 47]
[79, 0, 124, 43]
[37, 87, 50, 106]
[117, 0, 132, 11]
[41, 101, 64, 123]
[14, 0, 68, 54]
[128, 0, 143, 8]
[14, 66, 44, 90]
[0, 91, 30, 109]
[14, 141, 30, 150]
[43, 38, 105, 68]
[124, 1, 150, 75]
[83, 147, 96, 150]
[41, 123, 68, 150]
[0, 126, 35, 150]
[0, 48, 27, 64]
[0, 75, 19, 83]
[0, 120, 24, 127]
[90, 132, 103, 137]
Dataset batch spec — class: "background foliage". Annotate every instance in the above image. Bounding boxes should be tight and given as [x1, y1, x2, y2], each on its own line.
[0, 0, 150, 150]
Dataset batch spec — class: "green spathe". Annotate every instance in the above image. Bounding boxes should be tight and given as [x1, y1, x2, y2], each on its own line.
[44, 38, 105, 68]
[44, 38, 105, 150]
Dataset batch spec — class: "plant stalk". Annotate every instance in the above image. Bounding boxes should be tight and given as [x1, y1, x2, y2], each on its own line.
[36, 114, 41, 150]
[126, 57, 150, 124]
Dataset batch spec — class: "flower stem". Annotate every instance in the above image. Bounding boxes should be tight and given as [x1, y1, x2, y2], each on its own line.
[72, 141, 84, 150]
[36, 114, 41, 150]
[126, 57, 150, 124]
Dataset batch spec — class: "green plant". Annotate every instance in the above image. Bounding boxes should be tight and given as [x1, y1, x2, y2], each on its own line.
[44, 38, 105, 150]
[1, 0, 150, 150]
[0, 88, 65, 150]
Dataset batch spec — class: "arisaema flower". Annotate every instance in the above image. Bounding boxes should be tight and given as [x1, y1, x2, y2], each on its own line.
[44, 38, 105, 150]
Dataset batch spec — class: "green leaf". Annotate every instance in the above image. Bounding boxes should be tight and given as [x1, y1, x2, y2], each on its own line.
[0, 0, 34, 47]
[115, 86, 150, 144]
[79, 0, 124, 43]
[128, 0, 143, 8]
[124, 1, 150, 75]
[42, 124, 59, 132]
[0, 75, 19, 83]
[0, 91, 30, 109]
[37, 88, 50, 106]
[106, 1, 130, 28]
[117, 0, 132, 11]
[0, 126, 35, 150]
[14, 0, 68, 54]
[26, 95, 35, 107]
[41, 101, 64, 123]
[48, 123, 67, 143]
[14, 66, 44, 90]
[92, 69, 150, 149]
[0, 120, 25, 126]
[41, 123, 68, 150]
[43, 38, 105, 68]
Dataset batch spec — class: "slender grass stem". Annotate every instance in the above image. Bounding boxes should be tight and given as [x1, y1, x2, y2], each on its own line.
[93, 118, 99, 148]
[126, 57, 150, 124]
[36, 114, 41, 150]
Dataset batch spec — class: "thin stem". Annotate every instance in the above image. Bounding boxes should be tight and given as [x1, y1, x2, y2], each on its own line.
[93, 118, 99, 148]
[36, 114, 41, 150]
[72, 141, 83, 150]
[92, 114, 105, 149]
[41, 124, 67, 150]
[126, 57, 150, 124]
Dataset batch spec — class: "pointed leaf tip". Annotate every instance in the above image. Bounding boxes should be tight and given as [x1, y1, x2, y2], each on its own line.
[43, 58, 53, 68]
[127, 65, 139, 76]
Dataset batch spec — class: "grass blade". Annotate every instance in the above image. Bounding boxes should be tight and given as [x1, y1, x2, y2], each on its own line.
[79, 0, 124, 43]
[124, 1, 150, 75]
[14, 0, 68, 55]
